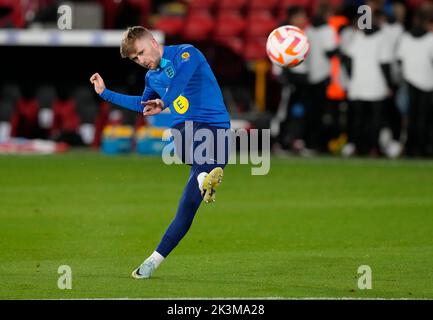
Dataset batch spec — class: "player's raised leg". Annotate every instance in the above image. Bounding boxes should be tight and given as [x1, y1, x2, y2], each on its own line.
[131, 124, 230, 279]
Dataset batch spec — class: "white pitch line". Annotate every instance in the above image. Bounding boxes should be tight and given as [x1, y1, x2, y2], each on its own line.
[55, 297, 426, 300]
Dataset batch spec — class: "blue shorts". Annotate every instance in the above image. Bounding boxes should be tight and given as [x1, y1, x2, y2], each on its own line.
[171, 121, 231, 167]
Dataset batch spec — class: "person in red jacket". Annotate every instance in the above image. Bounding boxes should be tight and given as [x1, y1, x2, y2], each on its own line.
[10, 85, 40, 138]
[50, 86, 83, 145]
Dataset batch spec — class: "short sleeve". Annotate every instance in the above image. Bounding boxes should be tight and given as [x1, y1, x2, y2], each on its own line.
[379, 32, 394, 64]
[429, 35, 433, 60]
[395, 34, 407, 61]
[322, 26, 337, 52]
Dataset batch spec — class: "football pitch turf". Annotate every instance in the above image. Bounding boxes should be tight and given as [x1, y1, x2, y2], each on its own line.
[1, 152, 432, 299]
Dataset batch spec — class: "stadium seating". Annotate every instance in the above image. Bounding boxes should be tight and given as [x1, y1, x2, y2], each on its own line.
[0, 84, 19, 138]
[153, 15, 184, 37]
[0, 0, 24, 27]
[407, 0, 426, 8]
[248, 0, 279, 11]
[213, 10, 246, 38]
[92, 102, 110, 148]
[188, 0, 216, 10]
[245, 10, 278, 38]
[277, 0, 311, 9]
[10, 96, 40, 138]
[181, 9, 214, 41]
[213, 36, 244, 55]
[75, 86, 98, 125]
[217, 0, 248, 10]
[242, 37, 267, 61]
[0, 83, 20, 104]
[51, 98, 80, 134]
[36, 86, 56, 111]
[124, 0, 151, 26]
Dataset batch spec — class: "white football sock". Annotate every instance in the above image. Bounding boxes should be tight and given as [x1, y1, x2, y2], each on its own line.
[197, 172, 208, 191]
[148, 251, 165, 268]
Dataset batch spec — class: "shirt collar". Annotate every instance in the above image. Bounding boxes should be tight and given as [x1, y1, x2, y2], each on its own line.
[159, 57, 169, 69]
[158, 45, 170, 69]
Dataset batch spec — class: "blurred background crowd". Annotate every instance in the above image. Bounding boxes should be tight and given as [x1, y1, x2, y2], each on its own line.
[0, 0, 432, 158]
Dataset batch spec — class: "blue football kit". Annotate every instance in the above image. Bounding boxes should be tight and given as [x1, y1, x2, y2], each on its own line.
[100, 44, 230, 128]
[99, 44, 230, 259]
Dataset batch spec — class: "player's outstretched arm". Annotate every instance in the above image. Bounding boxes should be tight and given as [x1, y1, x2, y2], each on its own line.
[89, 72, 143, 113]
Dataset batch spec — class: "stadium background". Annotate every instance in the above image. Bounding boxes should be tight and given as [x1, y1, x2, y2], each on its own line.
[1, 0, 433, 299]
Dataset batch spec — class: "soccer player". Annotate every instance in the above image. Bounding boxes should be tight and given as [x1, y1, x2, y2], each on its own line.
[89, 26, 231, 279]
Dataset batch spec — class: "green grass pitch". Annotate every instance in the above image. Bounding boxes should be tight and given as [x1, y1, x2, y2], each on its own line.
[1, 152, 432, 299]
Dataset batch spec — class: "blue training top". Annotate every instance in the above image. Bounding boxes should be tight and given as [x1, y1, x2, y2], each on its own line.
[99, 44, 231, 128]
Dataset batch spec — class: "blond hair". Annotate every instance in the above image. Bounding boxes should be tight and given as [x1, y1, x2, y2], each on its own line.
[120, 26, 152, 58]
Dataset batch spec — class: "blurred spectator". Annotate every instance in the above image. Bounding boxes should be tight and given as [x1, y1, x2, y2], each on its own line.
[365, 0, 386, 12]
[30, 0, 58, 27]
[114, 1, 139, 28]
[339, 4, 358, 90]
[50, 86, 83, 146]
[282, 5, 309, 30]
[397, 8, 433, 156]
[380, 8, 405, 144]
[305, 3, 338, 152]
[10, 85, 41, 139]
[341, 10, 393, 156]
[392, 0, 409, 28]
[1, 0, 432, 159]
[92, 101, 111, 148]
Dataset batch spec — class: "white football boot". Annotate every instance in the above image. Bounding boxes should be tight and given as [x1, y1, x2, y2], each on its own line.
[131, 257, 157, 279]
[199, 167, 224, 203]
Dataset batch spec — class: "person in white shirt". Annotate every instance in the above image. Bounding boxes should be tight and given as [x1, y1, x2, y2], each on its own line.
[305, 4, 338, 152]
[397, 9, 433, 156]
[381, 9, 405, 143]
[339, 6, 359, 92]
[341, 11, 393, 156]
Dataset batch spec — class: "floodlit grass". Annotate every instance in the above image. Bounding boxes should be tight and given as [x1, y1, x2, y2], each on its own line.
[1, 152, 432, 299]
